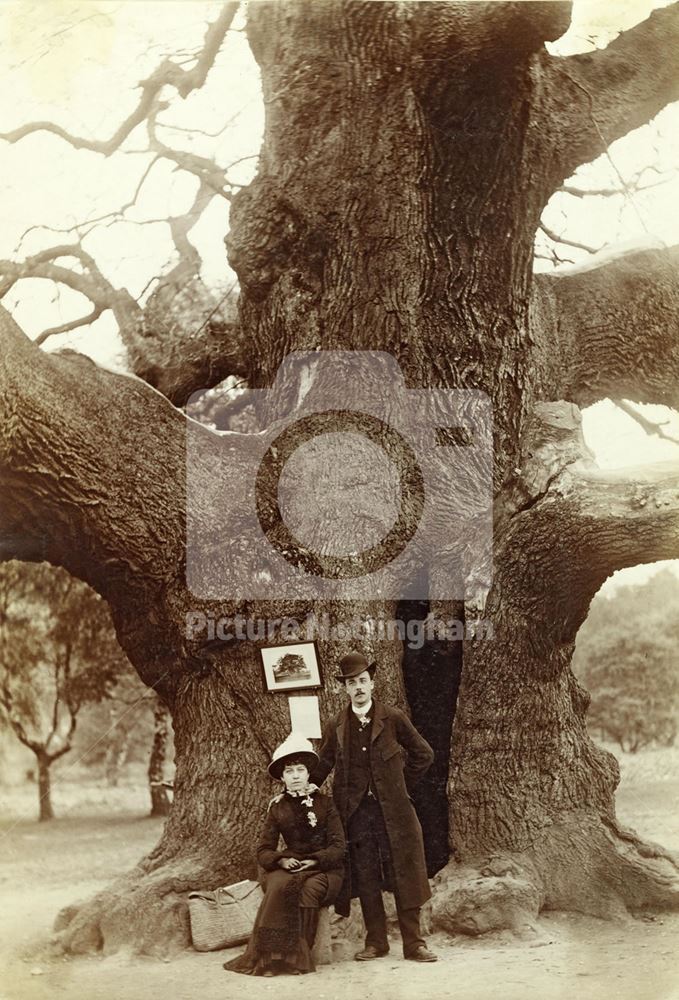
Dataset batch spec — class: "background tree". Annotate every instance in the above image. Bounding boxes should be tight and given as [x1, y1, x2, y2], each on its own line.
[0, 562, 130, 820]
[76, 674, 174, 816]
[573, 570, 679, 751]
[1, 0, 679, 956]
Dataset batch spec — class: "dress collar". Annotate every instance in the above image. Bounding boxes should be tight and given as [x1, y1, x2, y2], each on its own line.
[285, 786, 316, 799]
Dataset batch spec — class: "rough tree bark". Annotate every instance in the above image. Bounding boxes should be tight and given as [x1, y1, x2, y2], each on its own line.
[148, 693, 171, 818]
[2, 0, 679, 957]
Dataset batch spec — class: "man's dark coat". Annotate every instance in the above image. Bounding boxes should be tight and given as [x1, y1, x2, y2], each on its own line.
[312, 700, 434, 917]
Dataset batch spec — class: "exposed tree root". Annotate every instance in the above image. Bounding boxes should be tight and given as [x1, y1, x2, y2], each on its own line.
[53, 809, 679, 958]
[53, 851, 240, 958]
[432, 810, 679, 937]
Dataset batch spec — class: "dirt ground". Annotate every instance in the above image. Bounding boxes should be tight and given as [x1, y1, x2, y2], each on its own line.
[1, 746, 678, 1000]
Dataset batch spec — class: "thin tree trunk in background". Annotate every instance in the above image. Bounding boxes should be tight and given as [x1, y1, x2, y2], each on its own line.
[104, 712, 131, 788]
[36, 752, 54, 822]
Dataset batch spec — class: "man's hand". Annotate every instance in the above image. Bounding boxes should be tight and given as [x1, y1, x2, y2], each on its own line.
[295, 859, 318, 871]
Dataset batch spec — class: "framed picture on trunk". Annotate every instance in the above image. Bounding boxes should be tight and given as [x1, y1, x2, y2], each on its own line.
[260, 641, 322, 693]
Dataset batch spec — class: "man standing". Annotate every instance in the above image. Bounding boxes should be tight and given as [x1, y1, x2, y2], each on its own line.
[312, 651, 437, 962]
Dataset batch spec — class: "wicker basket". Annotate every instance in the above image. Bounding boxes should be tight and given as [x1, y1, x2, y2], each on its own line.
[188, 879, 263, 951]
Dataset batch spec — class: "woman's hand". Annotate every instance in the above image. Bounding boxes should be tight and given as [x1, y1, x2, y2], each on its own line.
[278, 857, 302, 871]
[278, 857, 318, 871]
[295, 859, 318, 871]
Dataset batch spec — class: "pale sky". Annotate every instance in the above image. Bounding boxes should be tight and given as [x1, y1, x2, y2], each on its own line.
[0, 0, 677, 595]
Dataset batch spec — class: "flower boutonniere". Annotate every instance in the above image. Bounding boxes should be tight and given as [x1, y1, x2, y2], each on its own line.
[301, 793, 317, 826]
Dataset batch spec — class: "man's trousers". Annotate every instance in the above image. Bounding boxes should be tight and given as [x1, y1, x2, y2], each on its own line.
[347, 795, 424, 956]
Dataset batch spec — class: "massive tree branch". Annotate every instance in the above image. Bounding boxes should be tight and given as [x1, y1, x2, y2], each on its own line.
[560, 460, 679, 623]
[538, 3, 679, 187]
[531, 243, 679, 408]
[0, 4, 239, 155]
[501, 456, 679, 652]
[0, 307, 191, 685]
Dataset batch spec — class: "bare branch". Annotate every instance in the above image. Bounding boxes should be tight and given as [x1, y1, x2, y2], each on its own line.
[537, 4, 679, 187]
[0, 4, 239, 156]
[15, 155, 168, 257]
[0, 258, 103, 303]
[129, 279, 248, 405]
[539, 223, 601, 255]
[0, 242, 141, 345]
[0, 94, 165, 155]
[34, 307, 106, 345]
[532, 242, 679, 409]
[143, 177, 224, 304]
[560, 176, 674, 199]
[0, 679, 42, 753]
[613, 399, 679, 447]
[147, 119, 233, 199]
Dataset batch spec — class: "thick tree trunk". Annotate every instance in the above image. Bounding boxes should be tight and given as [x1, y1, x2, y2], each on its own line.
[226, 0, 679, 939]
[229, 2, 570, 472]
[436, 405, 679, 932]
[36, 752, 54, 822]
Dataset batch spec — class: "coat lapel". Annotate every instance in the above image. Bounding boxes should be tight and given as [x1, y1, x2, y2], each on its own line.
[371, 700, 385, 743]
[337, 705, 351, 757]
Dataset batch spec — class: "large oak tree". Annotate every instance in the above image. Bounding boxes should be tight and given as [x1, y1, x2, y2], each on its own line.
[1, 0, 679, 957]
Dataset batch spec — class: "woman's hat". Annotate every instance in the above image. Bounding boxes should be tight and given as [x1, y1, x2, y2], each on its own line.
[268, 734, 319, 780]
[335, 651, 377, 682]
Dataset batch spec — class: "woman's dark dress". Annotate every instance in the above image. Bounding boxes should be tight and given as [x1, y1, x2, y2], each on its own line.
[224, 788, 346, 975]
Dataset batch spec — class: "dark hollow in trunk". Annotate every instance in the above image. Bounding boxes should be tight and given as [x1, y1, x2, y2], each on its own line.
[399, 598, 462, 877]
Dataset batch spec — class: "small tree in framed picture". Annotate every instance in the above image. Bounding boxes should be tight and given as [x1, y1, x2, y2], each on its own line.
[260, 641, 322, 693]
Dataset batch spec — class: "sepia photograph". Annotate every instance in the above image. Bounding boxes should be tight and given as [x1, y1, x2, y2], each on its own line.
[0, 1, 678, 999]
[261, 641, 322, 691]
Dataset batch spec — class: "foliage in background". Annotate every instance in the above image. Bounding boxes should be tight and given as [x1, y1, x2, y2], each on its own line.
[0, 561, 133, 818]
[574, 569, 679, 752]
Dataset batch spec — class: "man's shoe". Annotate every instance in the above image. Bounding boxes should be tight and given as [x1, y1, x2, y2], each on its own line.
[405, 945, 438, 962]
[354, 945, 389, 961]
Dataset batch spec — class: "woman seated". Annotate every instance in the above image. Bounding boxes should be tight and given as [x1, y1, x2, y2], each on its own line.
[224, 734, 346, 977]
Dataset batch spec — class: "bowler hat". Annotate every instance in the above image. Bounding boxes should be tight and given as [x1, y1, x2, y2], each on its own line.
[335, 651, 377, 682]
[268, 734, 319, 780]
